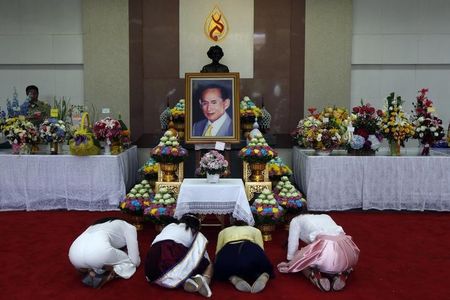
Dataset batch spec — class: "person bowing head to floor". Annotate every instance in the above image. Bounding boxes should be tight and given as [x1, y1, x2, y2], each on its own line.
[145, 214, 213, 298]
[277, 214, 360, 292]
[214, 220, 274, 293]
[68, 217, 140, 289]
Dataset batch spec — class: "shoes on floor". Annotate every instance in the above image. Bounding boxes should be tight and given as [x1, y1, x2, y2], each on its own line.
[309, 270, 330, 292]
[251, 272, 270, 293]
[229, 276, 252, 292]
[332, 269, 352, 291]
[198, 274, 212, 298]
[184, 274, 203, 293]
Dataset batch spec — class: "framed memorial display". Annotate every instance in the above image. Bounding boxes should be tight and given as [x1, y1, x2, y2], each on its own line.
[185, 72, 240, 143]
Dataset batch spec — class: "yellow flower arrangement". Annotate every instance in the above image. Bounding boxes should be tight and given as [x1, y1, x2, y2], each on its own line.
[378, 92, 414, 145]
[170, 99, 185, 121]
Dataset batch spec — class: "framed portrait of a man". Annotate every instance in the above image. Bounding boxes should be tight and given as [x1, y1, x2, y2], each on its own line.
[185, 72, 240, 143]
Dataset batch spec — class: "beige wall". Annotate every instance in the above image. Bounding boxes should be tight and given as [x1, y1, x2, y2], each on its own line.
[304, 0, 352, 114]
[82, 0, 130, 125]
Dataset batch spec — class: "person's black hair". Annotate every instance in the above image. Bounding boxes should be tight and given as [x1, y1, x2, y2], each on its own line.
[25, 85, 39, 95]
[92, 217, 124, 225]
[179, 214, 201, 234]
[199, 83, 230, 102]
[233, 220, 248, 226]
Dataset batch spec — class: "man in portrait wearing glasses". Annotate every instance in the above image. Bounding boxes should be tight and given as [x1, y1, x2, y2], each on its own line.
[192, 84, 233, 137]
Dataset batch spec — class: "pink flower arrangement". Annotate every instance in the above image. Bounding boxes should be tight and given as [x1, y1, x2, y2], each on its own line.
[348, 101, 383, 152]
[200, 150, 228, 175]
[93, 117, 122, 142]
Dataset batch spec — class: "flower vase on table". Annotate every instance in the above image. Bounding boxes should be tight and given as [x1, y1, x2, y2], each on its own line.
[206, 172, 220, 183]
[389, 140, 401, 156]
[104, 139, 111, 155]
[200, 150, 228, 184]
[13, 143, 31, 155]
[315, 149, 332, 156]
[50, 141, 59, 155]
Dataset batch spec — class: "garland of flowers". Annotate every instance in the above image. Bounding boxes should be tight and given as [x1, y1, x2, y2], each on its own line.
[251, 189, 284, 225]
[378, 92, 414, 147]
[267, 157, 292, 179]
[139, 158, 159, 180]
[240, 96, 262, 122]
[348, 101, 383, 152]
[170, 99, 185, 122]
[273, 176, 306, 214]
[151, 130, 188, 164]
[200, 150, 228, 175]
[119, 180, 153, 216]
[239, 132, 277, 163]
[144, 187, 176, 225]
[411, 89, 445, 155]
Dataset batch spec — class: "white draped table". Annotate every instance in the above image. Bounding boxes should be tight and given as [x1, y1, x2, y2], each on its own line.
[0, 146, 138, 211]
[174, 178, 255, 226]
[292, 146, 450, 211]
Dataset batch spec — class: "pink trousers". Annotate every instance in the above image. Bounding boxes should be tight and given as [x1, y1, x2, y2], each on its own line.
[278, 234, 360, 274]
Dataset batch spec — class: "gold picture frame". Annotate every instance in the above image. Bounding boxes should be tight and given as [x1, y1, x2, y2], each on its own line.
[184, 72, 240, 143]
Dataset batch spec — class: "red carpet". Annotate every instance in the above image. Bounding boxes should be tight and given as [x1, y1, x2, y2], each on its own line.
[1, 211, 449, 300]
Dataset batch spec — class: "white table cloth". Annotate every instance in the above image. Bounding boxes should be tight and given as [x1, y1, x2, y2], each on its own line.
[174, 178, 255, 226]
[0, 146, 138, 211]
[292, 146, 450, 211]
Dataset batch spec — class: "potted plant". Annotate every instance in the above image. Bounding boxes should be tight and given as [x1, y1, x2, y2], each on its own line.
[2, 116, 38, 154]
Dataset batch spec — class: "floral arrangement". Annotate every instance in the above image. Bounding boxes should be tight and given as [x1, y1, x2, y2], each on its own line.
[293, 107, 350, 151]
[239, 133, 277, 163]
[93, 117, 122, 143]
[411, 89, 445, 155]
[273, 176, 306, 214]
[39, 118, 67, 143]
[240, 96, 262, 122]
[139, 158, 159, 180]
[200, 150, 229, 175]
[119, 180, 153, 215]
[348, 101, 383, 153]
[378, 92, 414, 148]
[170, 99, 185, 122]
[144, 187, 176, 225]
[151, 130, 188, 164]
[267, 157, 292, 179]
[117, 115, 131, 148]
[1, 117, 38, 146]
[251, 189, 284, 225]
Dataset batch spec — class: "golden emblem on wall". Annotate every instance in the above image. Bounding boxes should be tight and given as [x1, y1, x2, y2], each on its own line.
[204, 6, 228, 42]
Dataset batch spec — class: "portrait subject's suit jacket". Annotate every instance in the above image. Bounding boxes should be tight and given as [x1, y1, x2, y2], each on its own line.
[192, 113, 233, 136]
